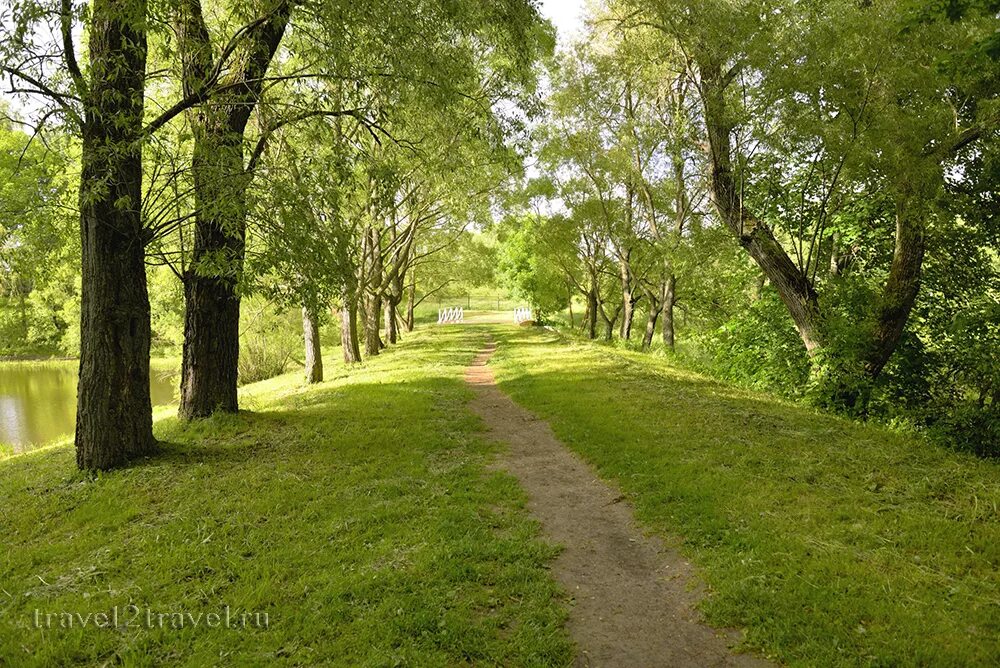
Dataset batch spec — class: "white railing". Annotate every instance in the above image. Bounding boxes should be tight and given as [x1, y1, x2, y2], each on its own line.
[437, 306, 465, 324]
[513, 307, 533, 324]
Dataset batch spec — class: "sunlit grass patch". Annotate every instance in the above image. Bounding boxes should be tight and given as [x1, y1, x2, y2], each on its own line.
[489, 325, 1000, 667]
[0, 327, 571, 666]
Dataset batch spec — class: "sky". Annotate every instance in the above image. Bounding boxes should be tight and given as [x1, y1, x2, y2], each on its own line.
[3, 1, 591, 120]
[538, 0, 588, 46]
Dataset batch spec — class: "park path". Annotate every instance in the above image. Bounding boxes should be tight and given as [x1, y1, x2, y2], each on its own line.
[465, 337, 771, 668]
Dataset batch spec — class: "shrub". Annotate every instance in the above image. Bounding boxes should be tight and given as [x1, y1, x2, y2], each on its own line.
[929, 403, 1000, 458]
[238, 336, 292, 385]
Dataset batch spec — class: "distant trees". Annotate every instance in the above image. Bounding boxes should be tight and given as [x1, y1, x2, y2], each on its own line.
[504, 0, 999, 451]
[2, 0, 546, 469]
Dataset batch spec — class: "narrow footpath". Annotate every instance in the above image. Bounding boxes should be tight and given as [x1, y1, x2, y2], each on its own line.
[465, 337, 771, 668]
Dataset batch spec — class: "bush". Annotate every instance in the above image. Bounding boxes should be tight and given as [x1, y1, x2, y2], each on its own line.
[696, 293, 811, 397]
[237, 298, 301, 385]
[238, 336, 292, 385]
[929, 403, 1000, 458]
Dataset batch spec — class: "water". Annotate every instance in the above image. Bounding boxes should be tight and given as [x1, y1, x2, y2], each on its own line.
[0, 360, 178, 454]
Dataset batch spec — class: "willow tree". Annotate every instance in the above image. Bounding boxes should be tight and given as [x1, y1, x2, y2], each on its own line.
[170, 0, 294, 417]
[620, 0, 1000, 404]
[2, 1, 158, 469]
[164, 0, 547, 409]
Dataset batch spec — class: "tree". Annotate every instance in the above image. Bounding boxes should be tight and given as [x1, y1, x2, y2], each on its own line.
[619, 0, 1000, 404]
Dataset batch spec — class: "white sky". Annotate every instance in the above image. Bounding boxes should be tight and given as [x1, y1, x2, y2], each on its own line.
[2, 2, 591, 121]
[538, 0, 588, 47]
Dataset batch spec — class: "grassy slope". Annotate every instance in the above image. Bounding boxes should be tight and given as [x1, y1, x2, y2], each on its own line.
[489, 326, 1000, 667]
[0, 328, 570, 666]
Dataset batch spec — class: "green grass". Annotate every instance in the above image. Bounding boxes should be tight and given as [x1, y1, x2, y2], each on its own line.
[0, 328, 571, 666]
[488, 326, 1000, 667]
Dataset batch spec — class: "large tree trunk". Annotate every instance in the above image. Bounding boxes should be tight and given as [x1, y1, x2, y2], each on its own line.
[175, 0, 293, 419]
[180, 271, 241, 417]
[179, 117, 246, 417]
[863, 191, 926, 377]
[302, 304, 323, 383]
[75, 0, 155, 470]
[699, 58, 825, 355]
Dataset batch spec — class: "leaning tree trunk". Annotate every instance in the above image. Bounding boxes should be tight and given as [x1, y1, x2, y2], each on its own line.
[175, 0, 293, 419]
[862, 190, 926, 378]
[641, 304, 660, 351]
[662, 275, 677, 350]
[699, 57, 825, 355]
[302, 304, 323, 383]
[75, 0, 156, 470]
[641, 281, 664, 351]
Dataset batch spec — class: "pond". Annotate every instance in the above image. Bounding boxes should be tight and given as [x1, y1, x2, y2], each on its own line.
[0, 360, 178, 454]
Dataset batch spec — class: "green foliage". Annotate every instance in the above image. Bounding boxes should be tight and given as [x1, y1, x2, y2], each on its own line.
[496, 214, 570, 318]
[695, 293, 811, 397]
[237, 299, 300, 385]
[0, 122, 77, 356]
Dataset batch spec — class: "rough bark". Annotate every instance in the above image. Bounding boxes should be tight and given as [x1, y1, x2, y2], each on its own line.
[363, 293, 382, 356]
[302, 304, 323, 383]
[699, 58, 825, 355]
[180, 273, 240, 416]
[75, 0, 155, 470]
[862, 192, 926, 377]
[176, 0, 293, 419]
[384, 300, 399, 344]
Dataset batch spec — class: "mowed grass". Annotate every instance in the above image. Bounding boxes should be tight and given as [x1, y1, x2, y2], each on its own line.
[488, 325, 1000, 667]
[0, 327, 571, 666]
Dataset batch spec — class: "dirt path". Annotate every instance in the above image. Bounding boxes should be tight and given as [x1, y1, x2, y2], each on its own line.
[465, 339, 771, 668]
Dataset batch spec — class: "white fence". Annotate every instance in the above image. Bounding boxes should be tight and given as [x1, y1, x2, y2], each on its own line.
[437, 307, 465, 324]
[513, 307, 533, 324]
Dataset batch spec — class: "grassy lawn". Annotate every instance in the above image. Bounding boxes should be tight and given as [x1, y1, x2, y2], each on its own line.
[0, 328, 570, 666]
[488, 325, 1000, 667]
